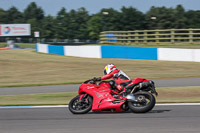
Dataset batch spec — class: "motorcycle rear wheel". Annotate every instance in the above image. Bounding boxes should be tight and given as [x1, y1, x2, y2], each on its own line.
[128, 91, 155, 113]
[69, 95, 93, 114]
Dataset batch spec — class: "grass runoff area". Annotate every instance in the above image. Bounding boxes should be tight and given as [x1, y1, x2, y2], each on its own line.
[1, 49, 200, 87]
[0, 49, 200, 105]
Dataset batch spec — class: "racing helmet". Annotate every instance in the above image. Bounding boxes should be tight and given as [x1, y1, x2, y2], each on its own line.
[104, 64, 117, 75]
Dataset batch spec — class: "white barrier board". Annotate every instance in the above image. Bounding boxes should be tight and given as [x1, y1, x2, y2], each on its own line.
[194, 49, 200, 62]
[158, 48, 194, 61]
[64, 46, 101, 58]
[37, 44, 48, 53]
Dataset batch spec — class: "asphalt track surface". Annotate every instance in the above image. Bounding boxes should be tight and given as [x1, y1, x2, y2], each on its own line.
[1, 77, 200, 95]
[0, 105, 200, 133]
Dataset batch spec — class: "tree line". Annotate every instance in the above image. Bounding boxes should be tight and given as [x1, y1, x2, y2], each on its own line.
[0, 2, 200, 40]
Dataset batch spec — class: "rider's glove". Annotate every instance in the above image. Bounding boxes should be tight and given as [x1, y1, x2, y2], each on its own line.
[93, 77, 101, 81]
[116, 85, 123, 91]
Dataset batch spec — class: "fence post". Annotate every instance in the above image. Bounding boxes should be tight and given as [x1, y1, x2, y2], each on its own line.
[171, 29, 175, 44]
[128, 31, 131, 45]
[155, 30, 159, 44]
[189, 29, 193, 44]
[135, 31, 139, 44]
[144, 30, 147, 44]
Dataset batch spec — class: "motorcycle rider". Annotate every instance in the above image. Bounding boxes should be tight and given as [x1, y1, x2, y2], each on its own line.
[93, 64, 131, 93]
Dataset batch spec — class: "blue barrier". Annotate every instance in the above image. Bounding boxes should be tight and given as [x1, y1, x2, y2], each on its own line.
[35, 43, 38, 52]
[36, 44, 158, 60]
[101, 46, 158, 60]
[48, 45, 65, 55]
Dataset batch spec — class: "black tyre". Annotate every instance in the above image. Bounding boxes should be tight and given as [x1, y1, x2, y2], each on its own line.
[69, 95, 93, 114]
[128, 91, 156, 113]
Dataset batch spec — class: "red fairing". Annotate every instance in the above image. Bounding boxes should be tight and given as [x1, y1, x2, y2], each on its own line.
[98, 81, 111, 87]
[77, 78, 150, 113]
[133, 78, 149, 83]
[128, 78, 149, 86]
[115, 80, 130, 85]
[78, 82, 126, 112]
[101, 69, 120, 80]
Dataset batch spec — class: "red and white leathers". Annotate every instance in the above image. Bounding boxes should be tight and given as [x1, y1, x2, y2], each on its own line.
[100, 69, 131, 92]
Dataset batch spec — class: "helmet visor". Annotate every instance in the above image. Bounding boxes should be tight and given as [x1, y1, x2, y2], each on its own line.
[104, 69, 107, 75]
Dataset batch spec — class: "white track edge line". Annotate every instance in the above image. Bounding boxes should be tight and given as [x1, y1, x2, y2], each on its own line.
[156, 103, 200, 106]
[0, 103, 200, 109]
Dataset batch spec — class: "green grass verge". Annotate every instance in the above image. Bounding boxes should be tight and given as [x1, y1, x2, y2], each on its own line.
[100, 43, 200, 49]
[0, 92, 77, 106]
[0, 43, 35, 49]
[1, 42, 200, 49]
[0, 82, 82, 88]
[0, 86, 200, 106]
[156, 86, 200, 103]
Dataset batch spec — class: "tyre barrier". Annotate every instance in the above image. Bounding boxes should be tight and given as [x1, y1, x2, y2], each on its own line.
[35, 43, 200, 62]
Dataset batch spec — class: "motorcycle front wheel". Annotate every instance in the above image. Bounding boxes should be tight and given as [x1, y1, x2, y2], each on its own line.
[69, 95, 93, 114]
[128, 91, 155, 113]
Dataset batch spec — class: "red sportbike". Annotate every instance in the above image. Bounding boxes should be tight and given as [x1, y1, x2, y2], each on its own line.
[69, 78, 158, 114]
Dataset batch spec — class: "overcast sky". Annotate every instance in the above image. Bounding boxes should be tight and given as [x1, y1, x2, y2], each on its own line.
[0, 0, 200, 16]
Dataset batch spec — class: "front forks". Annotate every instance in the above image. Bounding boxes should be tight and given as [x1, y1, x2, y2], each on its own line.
[79, 94, 88, 102]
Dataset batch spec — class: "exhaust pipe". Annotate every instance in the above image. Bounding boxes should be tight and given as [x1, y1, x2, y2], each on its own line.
[126, 94, 137, 102]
